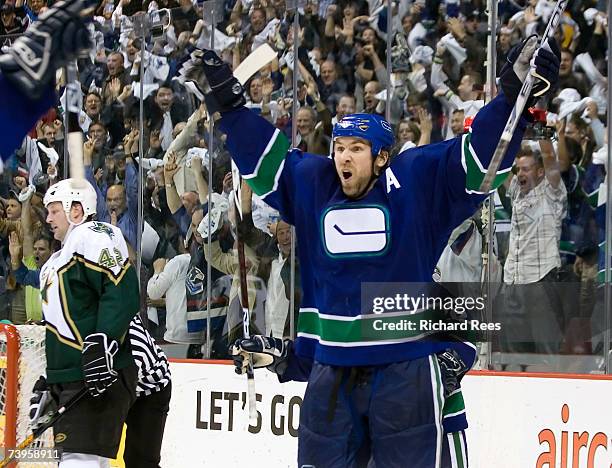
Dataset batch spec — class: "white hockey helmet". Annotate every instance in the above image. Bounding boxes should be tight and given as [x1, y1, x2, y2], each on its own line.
[44, 178, 97, 219]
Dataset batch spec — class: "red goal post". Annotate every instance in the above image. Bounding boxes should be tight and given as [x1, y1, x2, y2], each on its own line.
[0, 324, 55, 466]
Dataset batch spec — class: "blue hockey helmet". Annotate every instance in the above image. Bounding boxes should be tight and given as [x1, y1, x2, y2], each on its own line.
[332, 113, 395, 156]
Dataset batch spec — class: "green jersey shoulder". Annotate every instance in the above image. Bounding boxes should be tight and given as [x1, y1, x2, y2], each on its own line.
[40, 221, 137, 383]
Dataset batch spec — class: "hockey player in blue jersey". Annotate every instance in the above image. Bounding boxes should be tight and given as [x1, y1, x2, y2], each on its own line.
[185, 35, 560, 467]
[0, 0, 95, 164]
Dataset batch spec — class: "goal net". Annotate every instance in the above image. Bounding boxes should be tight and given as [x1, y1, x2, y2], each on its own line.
[0, 324, 55, 466]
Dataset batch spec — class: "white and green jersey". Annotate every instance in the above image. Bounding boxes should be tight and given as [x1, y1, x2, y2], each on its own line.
[40, 221, 139, 384]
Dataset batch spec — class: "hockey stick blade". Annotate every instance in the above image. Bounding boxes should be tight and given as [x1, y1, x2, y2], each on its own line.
[478, 0, 568, 193]
[0, 387, 88, 467]
[198, 43, 277, 122]
[234, 43, 277, 86]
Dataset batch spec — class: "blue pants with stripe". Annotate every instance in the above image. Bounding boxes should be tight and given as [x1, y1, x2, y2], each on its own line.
[297, 355, 468, 468]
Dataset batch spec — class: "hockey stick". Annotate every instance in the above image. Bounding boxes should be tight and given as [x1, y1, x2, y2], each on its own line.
[231, 45, 276, 425]
[233, 185, 257, 425]
[64, 60, 87, 189]
[0, 387, 89, 467]
[478, 0, 568, 193]
[182, 43, 275, 423]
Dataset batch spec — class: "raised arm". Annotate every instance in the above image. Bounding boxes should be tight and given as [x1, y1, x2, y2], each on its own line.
[181, 49, 320, 223]
[190, 156, 209, 205]
[162, 152, 183, 215]
[555, 119, 571, 173]
[20, 187, 35, 258]
[84, 138, 109, 221]
[396, 37, 561, 238]
[539, 138, 562, 189]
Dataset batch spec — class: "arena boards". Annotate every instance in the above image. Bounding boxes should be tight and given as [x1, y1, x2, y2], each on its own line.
[160, 361, 612, 467]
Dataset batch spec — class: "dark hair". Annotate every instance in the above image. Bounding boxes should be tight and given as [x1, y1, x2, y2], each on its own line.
[250, 6, 265, 18]
[34, 234, 53, 247]
[564, 137, 583, 165]
[397, 119, 421, 142]
[89, 120, 107, 131]
[156, 82, 173, 93]
[338, 93, 356, 103]
[517, 151, 543, 168]
[86, 91, 103, 102]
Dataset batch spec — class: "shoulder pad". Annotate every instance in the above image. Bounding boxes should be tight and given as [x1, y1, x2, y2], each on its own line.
[71, 222, 130, 275]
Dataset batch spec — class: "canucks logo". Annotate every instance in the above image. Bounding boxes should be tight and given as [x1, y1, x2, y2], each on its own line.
[186, 267, 205, 295]
[322, 205, 391, 258]
[88, 222, 115, 239]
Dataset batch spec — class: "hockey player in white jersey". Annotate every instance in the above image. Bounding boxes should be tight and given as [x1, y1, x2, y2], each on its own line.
[31, 178, 139, 467]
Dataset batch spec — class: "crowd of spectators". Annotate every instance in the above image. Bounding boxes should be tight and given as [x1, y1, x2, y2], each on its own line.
[0, 0, 609, 369]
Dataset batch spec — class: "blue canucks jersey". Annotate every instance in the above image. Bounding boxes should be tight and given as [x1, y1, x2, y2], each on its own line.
[219, 93, 525, 379]
[0, 75, 55, 161]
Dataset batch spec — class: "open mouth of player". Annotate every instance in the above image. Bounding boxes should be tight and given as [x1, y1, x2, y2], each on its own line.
[342, 170, 352, 181]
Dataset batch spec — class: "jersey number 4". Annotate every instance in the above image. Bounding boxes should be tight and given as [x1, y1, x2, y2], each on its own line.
[98, 248, 125, 269]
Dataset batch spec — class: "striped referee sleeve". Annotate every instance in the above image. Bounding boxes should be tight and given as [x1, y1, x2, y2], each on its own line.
[129, 315, 171, 397]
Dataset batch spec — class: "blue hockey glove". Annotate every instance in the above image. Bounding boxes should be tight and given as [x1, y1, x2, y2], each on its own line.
[436, 349, 468, 398]
[179, 48, 246, 114]
[81, 333, 119, 398]
[499, 35, 560, 106]
[231, 335, 291, 376]
[0, 0, 96, 100]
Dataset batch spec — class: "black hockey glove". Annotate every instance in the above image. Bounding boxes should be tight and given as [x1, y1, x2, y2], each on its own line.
[178, 48, 246, 115]
[0, 0, 96, 100]
[81, 333, 119, 398]
[231, 335, 291, 376]
[436, 349, 468, 398]
[29, 375, 56, 430]
[499, 35, 560, 107]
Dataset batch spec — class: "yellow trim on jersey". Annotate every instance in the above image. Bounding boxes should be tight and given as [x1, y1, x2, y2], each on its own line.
[45, 323, 82, 351]
[72, 253, 132, 285]
[51, 254, 132, 350]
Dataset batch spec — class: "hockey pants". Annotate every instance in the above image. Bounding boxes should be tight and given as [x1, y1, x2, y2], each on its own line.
[298, 355, 468, 468]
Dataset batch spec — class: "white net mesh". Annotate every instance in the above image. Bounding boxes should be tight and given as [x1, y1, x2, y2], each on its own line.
[0, 325, 56, 467]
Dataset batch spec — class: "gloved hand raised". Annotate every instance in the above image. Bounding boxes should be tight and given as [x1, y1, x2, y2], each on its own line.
[499, 35, 560, 107]
[0, 0, 96, 100]
[179, 49, 246, 115]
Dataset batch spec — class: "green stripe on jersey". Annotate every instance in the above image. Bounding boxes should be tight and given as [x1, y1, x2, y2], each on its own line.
[462, 132, 510, 193]
[297, 308, 444, 345]
[453, 432, 465, 468]
[587, 188, 599, 208]
[443, 390, 465, 417]
[244, 130, 291, 197]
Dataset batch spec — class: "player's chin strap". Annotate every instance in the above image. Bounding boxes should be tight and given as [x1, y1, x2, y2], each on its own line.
[61, 217, 88, 245]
